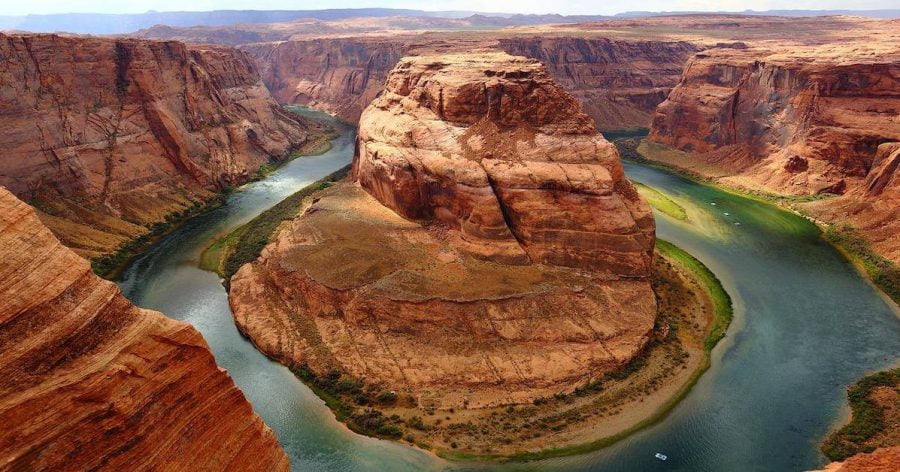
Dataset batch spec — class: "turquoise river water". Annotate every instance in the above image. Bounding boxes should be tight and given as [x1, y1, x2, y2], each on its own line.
[119, 109, 899, 471]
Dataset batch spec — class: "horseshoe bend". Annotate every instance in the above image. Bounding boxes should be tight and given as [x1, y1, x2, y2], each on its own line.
[228, 52, 721, 456]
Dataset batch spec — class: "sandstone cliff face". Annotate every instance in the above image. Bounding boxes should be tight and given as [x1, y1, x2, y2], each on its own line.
[354, 52, 655, 274]
[242, 36, 697, 131]
[649, 47, 900, 196]
[230, 52, 657, 409]
[242, 38, 406, 121]
[0, 187, 289, 471]
[646, 44, 900, 263]
[0, 33, 309, 259]
[496, 37, 698, 130]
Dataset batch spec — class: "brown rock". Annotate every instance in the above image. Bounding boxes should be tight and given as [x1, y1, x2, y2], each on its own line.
[354, 52, 655, 275]
[645, 41, 900, 263]
[0, 33, 309, 259]
[242, 36, 697, 131]
[0, 187, 289, 471]
[229, 52, 657, 408]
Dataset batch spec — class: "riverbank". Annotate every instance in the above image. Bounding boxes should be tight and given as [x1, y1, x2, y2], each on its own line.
[821, 368, 900, 462]
[217, 167, 733, 461]
[94, 112, 337, 281]
[618, 137, 900, 307]
[199, 165, 351, 282]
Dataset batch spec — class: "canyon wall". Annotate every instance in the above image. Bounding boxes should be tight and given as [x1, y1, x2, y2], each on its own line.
[0, 33, 310, 259]
[496, 37, 698, 130]
[646, 45, 900, 263]
[0, 187, 289, 471]
[242, 36, 697, 130]
[230, 52, 657, 409]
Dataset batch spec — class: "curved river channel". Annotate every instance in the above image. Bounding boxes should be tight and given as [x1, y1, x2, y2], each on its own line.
[119, 109, 900, 471]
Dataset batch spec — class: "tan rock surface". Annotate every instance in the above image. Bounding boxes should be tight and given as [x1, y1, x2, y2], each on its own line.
[0, 33, 309, 259]
[0, 187, 289, 471]
[229, 52, 657, 408]
[354, 52, 655, 274]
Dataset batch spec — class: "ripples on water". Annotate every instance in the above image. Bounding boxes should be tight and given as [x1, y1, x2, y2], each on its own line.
[118, 115, 900, 471]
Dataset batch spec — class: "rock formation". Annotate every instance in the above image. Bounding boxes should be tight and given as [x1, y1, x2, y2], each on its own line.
[646, 40, 900, 263]
[0, 33, 310, 259]
[496, 37, 698, 130]
[241, 36, 697, 130]
[230, 52, 656, 409]
[353, 52, 656, 274]
[0, 187, 289, 471]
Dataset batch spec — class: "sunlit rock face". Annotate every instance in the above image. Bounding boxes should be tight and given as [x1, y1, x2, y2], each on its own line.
[354, 52, 656, 276]
[0, 187, 289, 471]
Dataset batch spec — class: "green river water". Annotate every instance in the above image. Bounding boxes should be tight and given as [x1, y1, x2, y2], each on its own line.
[118, 109, 900, 471]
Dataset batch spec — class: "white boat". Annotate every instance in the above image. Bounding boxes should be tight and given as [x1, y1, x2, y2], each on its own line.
[711, 202, 717, 206]
[724, 212, 730, 216]
[655, 452, 668, 461]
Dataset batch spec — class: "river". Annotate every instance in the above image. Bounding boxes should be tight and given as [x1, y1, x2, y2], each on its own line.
[118, 109, 900, 471]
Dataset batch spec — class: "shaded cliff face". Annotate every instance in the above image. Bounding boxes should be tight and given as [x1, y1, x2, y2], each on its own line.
[230, 53, 657, 409]
[648, 47, 900, 196]
[0, 187, 289, 471]
[646, 44, 900, 263]
[242, 36, 697, 131]
[496, 37, 699, 130]
[242, 38, 406, 121]
[0, 33, 309, 259]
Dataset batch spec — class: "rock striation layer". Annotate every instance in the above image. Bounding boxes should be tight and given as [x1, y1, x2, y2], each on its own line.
[242, 36, 697, 130]
[0, 33, 309, 259]
[353, 52, 655, 274]
[646, 42, 900, 263]
[230, 52, 657, 409]
[0, 187, 289, 471]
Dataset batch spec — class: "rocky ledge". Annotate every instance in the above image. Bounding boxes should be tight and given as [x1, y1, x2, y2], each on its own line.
[0, 187, 288, 471]
[229, 52, 657, 411]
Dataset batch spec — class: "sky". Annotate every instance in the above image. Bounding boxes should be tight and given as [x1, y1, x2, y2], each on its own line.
[1, 0, 896, 16]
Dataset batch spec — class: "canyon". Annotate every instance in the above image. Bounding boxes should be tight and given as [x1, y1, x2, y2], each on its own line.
[141, 14, 900, 265]
[231, 51, 657, 407]
[0, 33, 314, 260]
[642, 21, 900, 264]
[0, 187, 288, 471]
[241, 35, 698, 131]
[226, 51, 730, 456]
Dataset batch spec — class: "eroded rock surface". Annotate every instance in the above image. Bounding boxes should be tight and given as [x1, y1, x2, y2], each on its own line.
[0, 187, 289, 471]
[0, 33, 309, 259]
[242, 36, 697, 131]
[645, 39, 900, 263]
[230, 52, 656, 408]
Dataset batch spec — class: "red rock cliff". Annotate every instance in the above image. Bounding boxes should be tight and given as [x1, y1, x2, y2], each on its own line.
[496, 37, 698, 130]
[0, 33, 309, 259]
[646, 44, 900, 263]
[0, 187, 289, 471]
[242, 36, 697, 131]
[229, 52, 657, 409]
[354, 52, 655, 275]
[649, 47, 900, 196]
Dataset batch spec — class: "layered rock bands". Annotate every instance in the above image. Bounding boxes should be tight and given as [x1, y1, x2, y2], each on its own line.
[0, 33, 309, 259]
[0, 187, 289, 471]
